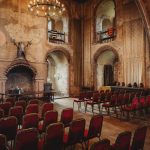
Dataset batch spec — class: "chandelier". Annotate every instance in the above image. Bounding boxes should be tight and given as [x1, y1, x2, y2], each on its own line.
[28, 0, 66, 19]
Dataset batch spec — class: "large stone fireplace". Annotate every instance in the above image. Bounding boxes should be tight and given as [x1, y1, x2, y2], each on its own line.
[5, 58, 36, 94]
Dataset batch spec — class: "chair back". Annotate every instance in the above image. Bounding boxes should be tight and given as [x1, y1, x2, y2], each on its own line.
[131, 97, 139, 109]
[0, 102, 11, 116]
[43, 123, 64, 150]
[15, 100, 26, 112]
[79, 92, 86, 100]
[0, 134, 7, 150]
[42, 103, 54, 118]
[28, 99, 39, 105]
[123, 93, 130, 105]
[15, 128, 38, 150]
[145, 95, 150, 106]
[42, 110, 58, 132]
[0, 116, 17, 141]
[117, 94, 124, 106]
[110, 94, 117, 105]
[25, 104, 38, 114]
[22, 113, 38, 129]
[92, 93, 100, 103]
[60, 108, 73, 127]
[131, 126, 147, 150]
[0, 108, 4, 118]
[9, 106, 23, 124]
[114, 131, 132, 150]
[87, 115, 103, 140]
[67, 118, 85, 145]
[86, 92, 93, 99]
[90, 139, 110, 150]
[6, 98, 15, 107]
[139, 97, 146, 108]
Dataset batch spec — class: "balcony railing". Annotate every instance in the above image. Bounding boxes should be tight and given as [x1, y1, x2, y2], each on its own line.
[48, 30, 65, 44]
[96, 27, 116, 43]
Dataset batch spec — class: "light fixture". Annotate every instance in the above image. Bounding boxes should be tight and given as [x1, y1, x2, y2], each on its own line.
[28, 0, 66, 20]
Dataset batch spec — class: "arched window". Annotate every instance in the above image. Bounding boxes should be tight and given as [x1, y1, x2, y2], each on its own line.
[95, 0, 116, 43]
[48, 11, 69, 44]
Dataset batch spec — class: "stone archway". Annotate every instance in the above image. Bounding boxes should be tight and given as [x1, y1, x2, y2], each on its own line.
[46, 48, 71, 98]
[93, 46, 119, 90]
[5, 59, 36, 94]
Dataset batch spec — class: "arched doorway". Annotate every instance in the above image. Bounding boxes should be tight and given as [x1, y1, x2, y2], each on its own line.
[94, 48, 119, 90]
[46, 50, 69, 98]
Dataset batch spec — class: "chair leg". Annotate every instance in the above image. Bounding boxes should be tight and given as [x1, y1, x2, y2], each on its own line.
[73, 101, 74, 109]
[98, 103, 100, 113]
[91, 105, 94, 114]
[85, 103, 87, 113]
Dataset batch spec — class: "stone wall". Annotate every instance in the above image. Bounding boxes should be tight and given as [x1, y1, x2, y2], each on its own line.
[0, 0, 150, 96]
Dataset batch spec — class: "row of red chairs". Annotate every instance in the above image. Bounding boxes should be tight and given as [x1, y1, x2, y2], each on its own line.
[0, 107, 74, 148]
[0, 118, 147, 150]
[122, 96, 150, 119]
[90, 126, 147, 150]
[0, 99, 40, 116]
[0, 101, 53, 120]
[73, 91, 137, 114]
[0, 114, 103, 150]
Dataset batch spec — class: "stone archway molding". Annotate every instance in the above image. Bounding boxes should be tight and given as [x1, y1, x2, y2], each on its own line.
[45, 46, 72, 64]
[5, 58, 37, 77]
[93, 45, 119, 63]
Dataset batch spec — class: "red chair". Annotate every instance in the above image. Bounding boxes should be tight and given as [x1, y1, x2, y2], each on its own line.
[42, 123, 64, 150]
[122, 97, 139, 120]
[85, 93, 100, 114]
[63, 118, 86, 149]
[14, 128, 38, 150]
[0, 108, 4, 118]
[9, 106, 23, 125]
[28, 99, 39, 105]
[5, 98, 15, 107]
[0, 102, 11, 116]
[111, 131, 132, 150]
[84, 115, 103, 148]
[60, 108, 73, 127]
[41, 103, 54, 119]
[123, 93, 130, 106]
[0, 116, 17, 148]
[102, 94, 117, 115]
[25, 104, 38, 114]
[90, 139, 110, 150]
[130, 126, 147, 150]
[22, 113, 39, 129]
[73, 92, 86, 110]
[145, 95, 150, 107]
[15, 100, 26, 113]
[39, 110, 58, 133]
[0, 134, 9, 150]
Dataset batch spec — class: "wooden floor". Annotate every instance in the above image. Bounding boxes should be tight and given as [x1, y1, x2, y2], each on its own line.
[53, 98, 150, 150]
